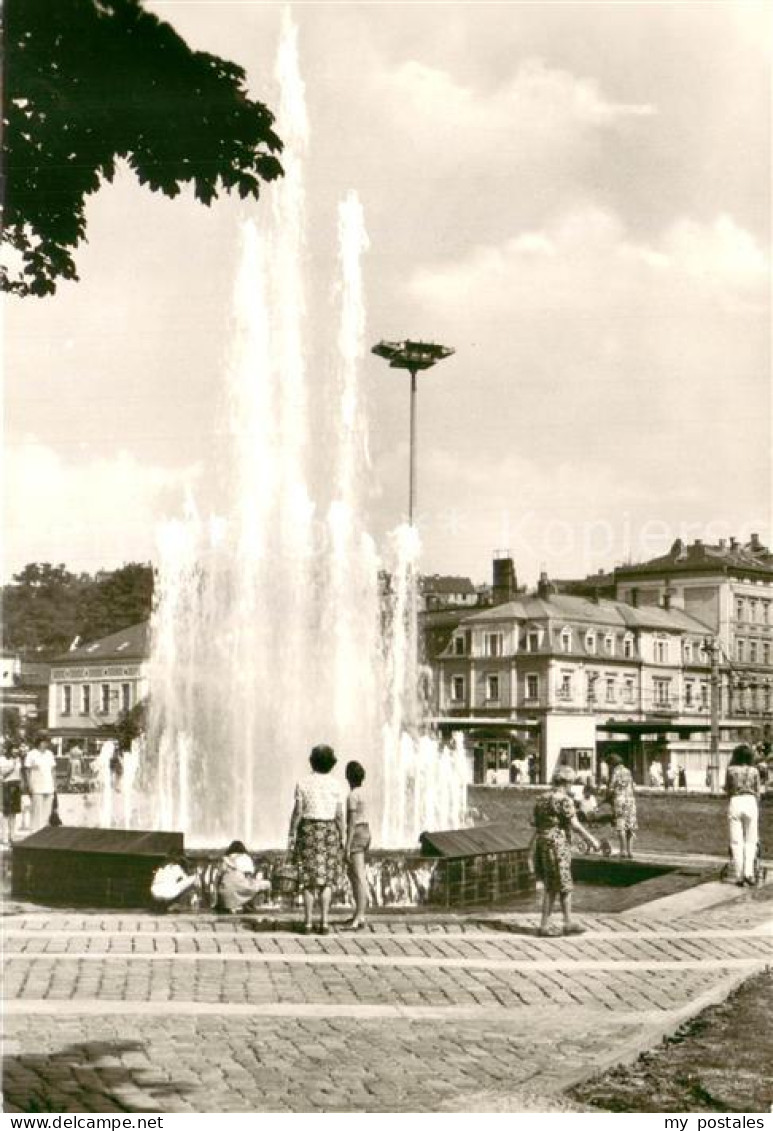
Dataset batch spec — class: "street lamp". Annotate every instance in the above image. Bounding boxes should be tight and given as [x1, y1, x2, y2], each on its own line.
[371, 339, 454, 526]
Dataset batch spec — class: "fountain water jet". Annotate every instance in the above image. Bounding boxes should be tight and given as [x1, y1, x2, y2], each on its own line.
[142, 14, 467, 848]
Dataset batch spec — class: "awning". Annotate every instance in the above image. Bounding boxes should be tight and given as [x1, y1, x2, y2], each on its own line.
[597, 720, 713, 738]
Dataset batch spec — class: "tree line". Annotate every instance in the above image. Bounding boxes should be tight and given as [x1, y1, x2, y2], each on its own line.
[2, 562, 154, 657]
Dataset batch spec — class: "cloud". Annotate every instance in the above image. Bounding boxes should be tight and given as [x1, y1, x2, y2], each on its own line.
[382, 58, 654, 172]
[2, 441, 200, 577]
[409, 208, 769, 316]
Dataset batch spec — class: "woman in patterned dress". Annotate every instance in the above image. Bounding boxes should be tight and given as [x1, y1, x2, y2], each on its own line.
[533, 765, 600, 937]
[607, 754, 638, 858]
[287, 744, 345, 935]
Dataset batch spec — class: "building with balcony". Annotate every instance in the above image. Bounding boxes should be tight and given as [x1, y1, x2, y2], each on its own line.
[430, 568, 723, 785]
[47, 622, 149, 750]
[614, 535, 773, 744]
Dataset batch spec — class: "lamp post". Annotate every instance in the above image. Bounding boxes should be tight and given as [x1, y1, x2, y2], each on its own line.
[371, 339, 454, 526]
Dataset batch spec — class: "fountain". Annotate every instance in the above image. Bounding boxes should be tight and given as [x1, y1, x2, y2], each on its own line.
[140, 12, 468, 853]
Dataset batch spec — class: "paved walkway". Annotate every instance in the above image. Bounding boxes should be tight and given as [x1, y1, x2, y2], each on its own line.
[3, 890, 772, 1113]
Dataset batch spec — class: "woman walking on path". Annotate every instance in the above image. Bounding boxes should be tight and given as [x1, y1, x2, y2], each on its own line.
[725, 745, 760, 887]
[533, 765, 600, 937]
[287, 744, 345, 935]
[607, 754, 638, 858]
[341, 760, 370, 931]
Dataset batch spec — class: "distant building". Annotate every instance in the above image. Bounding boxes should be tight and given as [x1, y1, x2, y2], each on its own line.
[48, 622, 150, 750]
[614, 535, 773, 741]
[420, 574, 478, 610]
[1, 650, 50, 740]
[433, 580, 719, 785]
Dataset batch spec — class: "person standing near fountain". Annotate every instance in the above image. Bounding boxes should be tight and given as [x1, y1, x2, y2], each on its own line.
[724, 744, 760, 887]
[342, 760, 370, 931]
[533, 765, 600, 937]
[24, 735, 57, 832]
[287, 745, 345, 935]
[607, 754, 638, 858]
[0, 745, 23, 844]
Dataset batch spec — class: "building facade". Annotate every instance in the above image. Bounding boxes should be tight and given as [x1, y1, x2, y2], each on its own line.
[431, 575, 721, 786]
[47, 623, 150, 750]
[614, 535, 773, 747]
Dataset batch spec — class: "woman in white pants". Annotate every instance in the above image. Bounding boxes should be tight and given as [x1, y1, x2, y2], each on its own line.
[724, 745, 760, 887]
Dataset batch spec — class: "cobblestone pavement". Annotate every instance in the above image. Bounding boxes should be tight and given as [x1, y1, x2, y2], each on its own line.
[3, 893, 772, 1113]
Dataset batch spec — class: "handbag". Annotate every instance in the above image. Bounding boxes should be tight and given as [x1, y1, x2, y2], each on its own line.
[49, 792, 63, 827]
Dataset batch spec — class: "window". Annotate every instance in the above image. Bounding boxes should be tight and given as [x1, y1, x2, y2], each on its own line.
[763, 643, 770, 666]
[737, 640, 746, 663]
[560, 628, 572, 653]
[121, 683, 132, 712]
[62, 684, 72, 716]
[605, 677, 615, 703]
[655, 638, 668, 663]
[586, 673, 598, 703]
[764, 602, 770, 626]
[700, 682, 709, 708]
[486, 674, 500, 701]
[81, 684, 91, 715]
[653, 678, 670, 707]
[453, 635, 465, 656]
[736, 598, 745, 622]
[683, 641, 693, 663]
[558, 673, 572, 701]
[750, 641, 758, 664]
[604, 634, 614, 656]
[485, 633, 502, 657]
[623, 677, 634, 704]
[526, 674, 539, 701]
[100, 684, 111, 714]
[585, 632, 596, 654]
[451, 675, 465, 703]
[750, 599, 759, 623]
[526, 631, 539, 653]
[623, 634, 634, 659]
[765, 684, 772, 711]
[684, 682, 694, 707]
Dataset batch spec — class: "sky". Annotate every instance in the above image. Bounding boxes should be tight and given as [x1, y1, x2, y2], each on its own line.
[3, 0, 771, 588]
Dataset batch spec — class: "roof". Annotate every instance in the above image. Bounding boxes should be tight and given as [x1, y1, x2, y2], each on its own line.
[420, 821, 530, 858]
[420, 575, 477, 595]
[616, 538, 773, 579]
[51, 622, 150, 665]
[14, 826, 182, 856]
[461, 593, 711, 634]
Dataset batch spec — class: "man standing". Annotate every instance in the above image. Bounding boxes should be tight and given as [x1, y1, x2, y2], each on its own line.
[25, 735, 57, 831]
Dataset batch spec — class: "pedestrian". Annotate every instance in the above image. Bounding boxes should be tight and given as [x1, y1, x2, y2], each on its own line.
[607, 754, 638, 858]
[215, 840, 270, 913]
[0, 745, 23, 844]
[649, 761, 663, 789]
[532, 765, 600, 937]
[665, 761, 676, 791]
[287, 744, 345, 935]
[150, 853, 201, 911]
[678, 765, 688, 790]
[598, 758, 609, 787]
[528, 754, 538, 786]
[24, 736, 57, 831]
[341, 760, 370, 931]
[724, 745, 760, 887]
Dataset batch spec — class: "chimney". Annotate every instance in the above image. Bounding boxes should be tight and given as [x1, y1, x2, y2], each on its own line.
[663, 583, 674, 611]
[630, 587, 639, 608]
[537, 571, 551, 599]
[750, 532, 763, 552]
[718, 538, 726, 549]
[492, 553, 517, 605]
